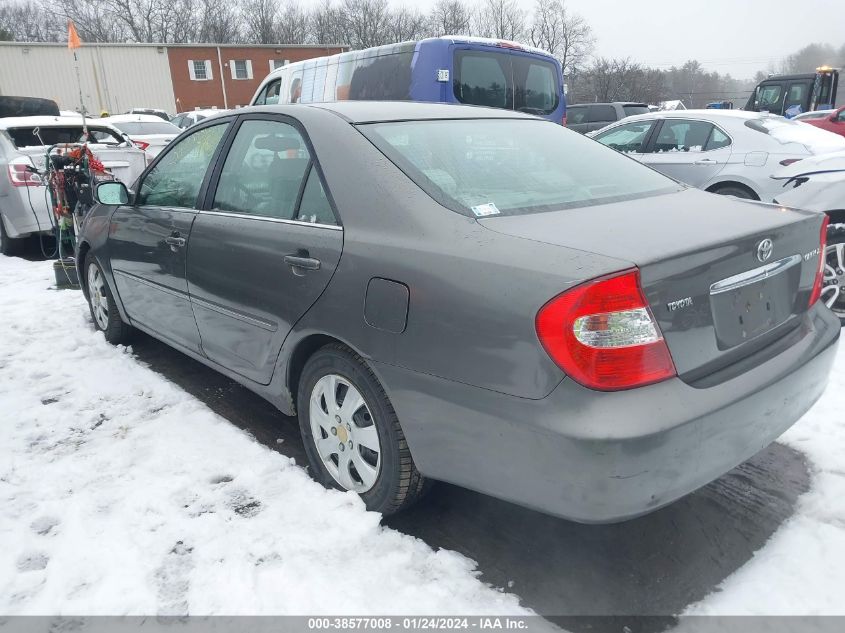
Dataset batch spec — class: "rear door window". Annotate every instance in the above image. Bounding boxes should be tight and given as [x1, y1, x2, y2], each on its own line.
[454, 51, 509, 108]
[651, 119, 714, 153]
[588, 105, 617, 123]
[212, 119, 310, 220]
[705, 127, 731, 150]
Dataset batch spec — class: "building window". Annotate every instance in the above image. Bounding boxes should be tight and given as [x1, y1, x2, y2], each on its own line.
[270, 59, 289, 71]
[188, 60, 212, 81]
[230, 59, 253, 80]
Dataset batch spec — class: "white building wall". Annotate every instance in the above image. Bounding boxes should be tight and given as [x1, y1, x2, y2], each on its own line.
[0, 43, 177, 115]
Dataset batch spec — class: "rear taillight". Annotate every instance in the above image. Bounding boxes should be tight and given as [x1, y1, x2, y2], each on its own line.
[133, 139, 150, 151]
[809, 215, 830, 306]
[536, 269, 676, 391]
[562, 113, 567, 126]
[8, 159, 41, 187]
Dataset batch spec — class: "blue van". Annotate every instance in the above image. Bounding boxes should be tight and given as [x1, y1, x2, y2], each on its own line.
[250, 37, 566, 124]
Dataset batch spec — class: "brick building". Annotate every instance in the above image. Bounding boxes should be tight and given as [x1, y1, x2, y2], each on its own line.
[0, 42, 347, 115]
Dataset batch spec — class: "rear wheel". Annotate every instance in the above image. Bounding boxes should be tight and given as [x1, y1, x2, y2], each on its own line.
[297, 344, 429, 515]
[0, 213, 23, 257]
[821, 223, 845, 325]
[85, 259, 132, 344]
[709, 184, 757, 200]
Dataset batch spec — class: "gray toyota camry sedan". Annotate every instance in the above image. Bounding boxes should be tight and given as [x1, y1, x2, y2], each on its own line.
[78, 102, 839, 523]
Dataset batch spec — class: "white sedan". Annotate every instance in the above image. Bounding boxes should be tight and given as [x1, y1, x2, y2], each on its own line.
[592, 110, 845, 201]
[773, 151, 845, 322]
[101, 114, 181, 159]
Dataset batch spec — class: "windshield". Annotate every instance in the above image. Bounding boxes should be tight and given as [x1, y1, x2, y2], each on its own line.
[112, 121, 180, 135]
[453, 50, 561, 115]
[360, 119, 679, 217]
[6, 126, 125, 148]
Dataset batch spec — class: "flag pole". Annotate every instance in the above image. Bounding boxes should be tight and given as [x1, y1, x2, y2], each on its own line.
[67, 21, 87, 136]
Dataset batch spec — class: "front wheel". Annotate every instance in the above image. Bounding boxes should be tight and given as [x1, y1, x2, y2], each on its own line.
[86, 259, 132, 344]
[297, 344, 429, 515]
[821, 223, 845, 325]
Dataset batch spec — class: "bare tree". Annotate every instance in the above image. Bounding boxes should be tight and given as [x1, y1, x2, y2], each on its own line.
[386, 5, 430, 42]
[196, 0, 242, 43]
[309, 0, 345, 45]
[276, 1, 311, 44]
[339, 0, 392, 49]
[0, 1, 62, 42]
[529, 0, 592, 76]
[473, 0, 525, 42]
[242, 0, 278, 44]
[429, 0, 471, 36]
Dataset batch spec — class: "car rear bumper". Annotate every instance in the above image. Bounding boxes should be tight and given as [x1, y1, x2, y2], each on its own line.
[0, 187, 53, 237]
[374, 303, 839, 523]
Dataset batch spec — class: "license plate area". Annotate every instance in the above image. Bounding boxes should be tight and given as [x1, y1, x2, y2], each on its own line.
[710, 255, 801, 349]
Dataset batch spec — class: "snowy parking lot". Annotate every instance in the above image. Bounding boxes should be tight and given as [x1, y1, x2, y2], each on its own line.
[1, 254, 845, 619]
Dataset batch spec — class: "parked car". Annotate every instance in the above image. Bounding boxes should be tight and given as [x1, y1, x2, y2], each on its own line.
[126, 107, 171, 121]
[0, 115, 146, 255]
[793, 109, 835, 122]
[170, 109, 228, 130]
[565, 102, 649, 133]
[78, 102, 838, 523]
[773, 151, 845, 322]
[800, 105, 845, 138]
[101, 114, 181, 158]
[592, 109, 845, 201]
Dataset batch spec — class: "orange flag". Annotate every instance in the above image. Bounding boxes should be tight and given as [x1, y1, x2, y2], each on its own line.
[67, 21, 82, 50]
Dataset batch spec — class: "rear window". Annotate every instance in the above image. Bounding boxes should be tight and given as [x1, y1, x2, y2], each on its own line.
[588, 105, 617, 123]
[111, 121, 180, 135]
[453, 50, 560, 115]
[5, 126, 124, 148]
[623, 105, 649, 117]
[360, 119, 678, 217]
[744, 115, 845, 148]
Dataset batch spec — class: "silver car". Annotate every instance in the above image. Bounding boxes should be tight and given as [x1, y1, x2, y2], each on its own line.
[592, 110, 845, 201]
[0, 115, 147, 255]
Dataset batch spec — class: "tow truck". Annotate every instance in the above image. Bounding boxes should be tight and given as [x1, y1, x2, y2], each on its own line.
[744, 66, 841, 118]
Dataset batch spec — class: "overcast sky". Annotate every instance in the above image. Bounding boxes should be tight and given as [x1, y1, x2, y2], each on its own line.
[419, 0, 842, 79]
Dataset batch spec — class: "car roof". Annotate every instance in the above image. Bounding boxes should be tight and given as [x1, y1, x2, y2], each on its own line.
[248, 101, 538, 124]
[0, 115, 122, 131]
[105, 113, 172, 123]
[616, 109, 785, 125]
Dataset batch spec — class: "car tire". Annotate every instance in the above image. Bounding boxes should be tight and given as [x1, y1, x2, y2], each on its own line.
[823, 222, 845, 326]
[710, 184, 757, 200]
[297, 343, 430, 515]
[85, 259, 132, 344]
[0, 213, 23, 257]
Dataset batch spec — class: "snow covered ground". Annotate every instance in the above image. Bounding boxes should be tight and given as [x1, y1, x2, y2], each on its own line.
[0, 256, 528, 616]
[1, 254, 844, 617]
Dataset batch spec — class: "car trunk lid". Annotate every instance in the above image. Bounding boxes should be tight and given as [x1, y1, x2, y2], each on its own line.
[478, 188, 825, 383]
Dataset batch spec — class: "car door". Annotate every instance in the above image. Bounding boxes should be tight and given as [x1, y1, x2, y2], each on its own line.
[593, 119, 657, 161]
[639, 118, 730, 187]
[108, 121, 231, 352]
[186, 114, 343, 384]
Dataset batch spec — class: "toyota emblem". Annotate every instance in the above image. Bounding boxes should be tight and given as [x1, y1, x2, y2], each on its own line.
[756, 238, 774, 263]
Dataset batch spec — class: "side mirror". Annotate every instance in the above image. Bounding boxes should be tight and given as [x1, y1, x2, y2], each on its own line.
[95, 181, 130, 205]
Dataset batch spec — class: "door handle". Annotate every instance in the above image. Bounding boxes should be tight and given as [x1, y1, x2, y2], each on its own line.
[165, 235, 186, 248]
[284, 255, 321, 271]
[694, 158, 718, 165]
